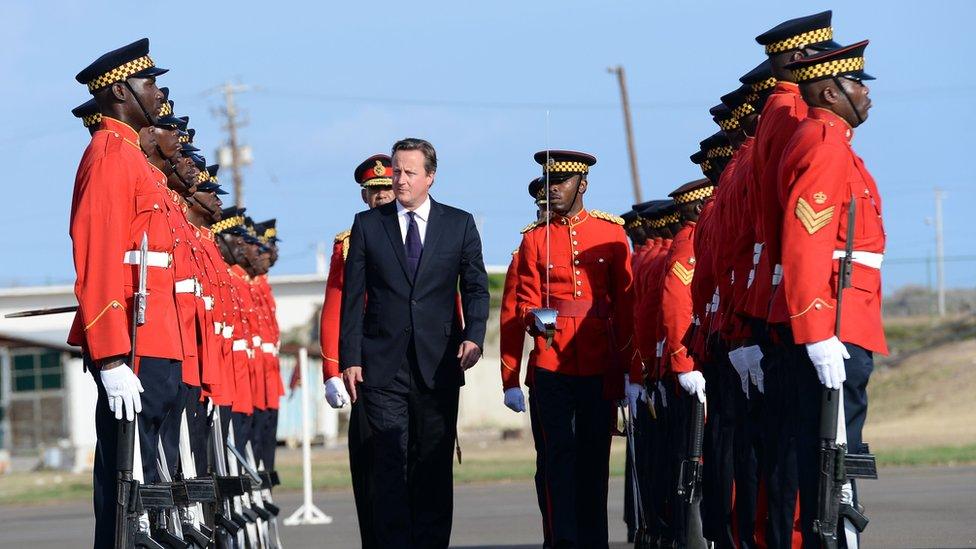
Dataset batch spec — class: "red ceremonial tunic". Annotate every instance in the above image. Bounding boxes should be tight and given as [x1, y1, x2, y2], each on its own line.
[661, 222, 697, 375]
[68, 117, 183, 364]
[515, 210, 638, 398]
[779, 108, 887, 354]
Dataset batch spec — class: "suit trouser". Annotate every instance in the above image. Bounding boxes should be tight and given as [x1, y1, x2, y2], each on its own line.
[349, 399, 378, 549]
[89, 356, 185, 549]
[527, 388, 552, 548]
[531, 368, 612, 549]
[360, 350, 459, 549]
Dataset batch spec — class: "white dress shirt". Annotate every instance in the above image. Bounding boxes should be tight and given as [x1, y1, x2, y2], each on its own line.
[396, 196, 431, 245]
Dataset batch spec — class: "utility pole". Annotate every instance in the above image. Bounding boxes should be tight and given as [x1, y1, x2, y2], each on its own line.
[934, 188, 946, 317]
[211, 82, 253, 208]
[607, 65, 643, 203]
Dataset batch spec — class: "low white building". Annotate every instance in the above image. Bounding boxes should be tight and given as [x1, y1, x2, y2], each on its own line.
[0, 269, 520, 472]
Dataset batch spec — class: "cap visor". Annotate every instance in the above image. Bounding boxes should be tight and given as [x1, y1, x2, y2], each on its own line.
[132, 66, 169, 79]
[808, 39, 841, 52]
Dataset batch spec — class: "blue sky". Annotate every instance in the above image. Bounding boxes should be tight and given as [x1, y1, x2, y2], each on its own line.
[1, 0, 973, 294]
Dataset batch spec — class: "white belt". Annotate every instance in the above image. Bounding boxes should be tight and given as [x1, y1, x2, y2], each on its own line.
[213, 321, 223, 335]
[232, 339, 248, 351]
[833, 250, 884, 269]
[772, 264, 783, 285]
[693, 315, 701, 326]
[203, 296, 214, 311]
[123, 250, 172, 268]
[252, 336, 262, 347]
[175, 277, 199, 295]
[222, 325, 234, 339]
[655, 339, 665, 358]
[261, 342, 276, 353]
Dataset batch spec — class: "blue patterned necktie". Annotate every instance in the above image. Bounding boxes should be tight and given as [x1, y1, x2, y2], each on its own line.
[405, 211, 423, 277]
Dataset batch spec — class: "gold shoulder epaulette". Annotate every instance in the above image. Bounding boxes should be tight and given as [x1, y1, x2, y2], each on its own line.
[521, 220, 541, 234]
[334, 229, 351, 243]
[589, 210, 625, 225]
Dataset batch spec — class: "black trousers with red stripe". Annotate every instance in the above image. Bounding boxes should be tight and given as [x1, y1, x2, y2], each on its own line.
[531, 368, 613, 548]
[528, 388, 553, 548]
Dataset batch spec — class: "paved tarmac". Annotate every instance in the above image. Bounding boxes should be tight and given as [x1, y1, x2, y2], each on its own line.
[0, 466, 973, 548]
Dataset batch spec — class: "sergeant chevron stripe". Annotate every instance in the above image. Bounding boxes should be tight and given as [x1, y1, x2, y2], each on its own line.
[671, 262, 695, 285]
[795, 197, 835, 234]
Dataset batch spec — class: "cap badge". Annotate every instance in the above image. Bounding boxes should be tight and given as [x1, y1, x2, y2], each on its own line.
[374, 160, 386, 176]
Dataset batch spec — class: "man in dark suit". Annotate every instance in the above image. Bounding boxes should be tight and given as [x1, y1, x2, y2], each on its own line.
[340, 137, 490, 548]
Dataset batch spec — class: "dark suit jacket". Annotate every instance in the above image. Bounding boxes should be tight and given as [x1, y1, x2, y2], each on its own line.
[339, 198, 490, 389]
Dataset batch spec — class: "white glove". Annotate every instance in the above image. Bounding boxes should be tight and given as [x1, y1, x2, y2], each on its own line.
[504, 387, 526, 413]
[727, 348, 750, 396]
[624, 374, 646, 415]
[677, 371, 706, 403]
[324, 376, 350, 409]
[741, 345, 765, 394]
[806, 336, 850, 390]
[100, 364, 144, 421]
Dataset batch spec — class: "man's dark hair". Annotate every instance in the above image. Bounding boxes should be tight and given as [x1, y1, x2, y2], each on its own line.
[392, 138, 437, 175]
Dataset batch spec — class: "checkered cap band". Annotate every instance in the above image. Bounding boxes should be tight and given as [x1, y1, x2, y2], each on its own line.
[732, 103, 756, 120]
[82, 113, 102, 128]
[765, 27, 833, 54]
[196, 171, 210, 184]
[543, 161, 589, 174]
[717, 117, 739, 131]
[674, 185, 715, 204]
[792, 57, 865, 82]
[751, 77, 777, 93]
[209, 175, 218, 185]
[158, 101, 172, 117]
[745, 92, 760, 104]
[706, 146, 733, 159]
[699, 159, 713, 174]
[211, 215, 244, 234]
[86, 55, 155, 91]
[647, 218, 666, 229]
[626, 218, 642, 229]
[178, 134, 189, 144]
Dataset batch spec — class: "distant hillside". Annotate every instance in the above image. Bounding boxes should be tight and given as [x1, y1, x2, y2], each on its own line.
[863, 315, 976, 454]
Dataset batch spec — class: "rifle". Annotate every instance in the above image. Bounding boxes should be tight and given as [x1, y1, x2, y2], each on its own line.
[676, 398, 707, 549]
[620, 403, 654, 548]
[115, 234, 163, 549]
[228, 443, 273, 547]
[209, 406, 249, 547]
[812, 196, 878, 549]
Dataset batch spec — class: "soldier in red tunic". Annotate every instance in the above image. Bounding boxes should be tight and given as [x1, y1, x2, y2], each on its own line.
[779, 41, 882, 546]
[68, 38, 178, 547]
[515, 150, 640, 547]
[750, 12, 850, 545]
